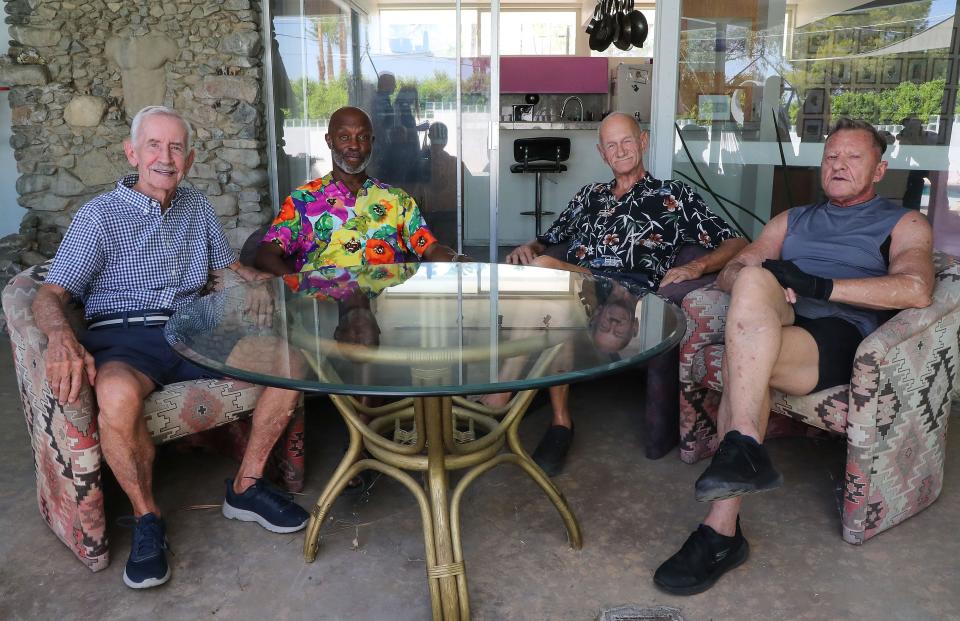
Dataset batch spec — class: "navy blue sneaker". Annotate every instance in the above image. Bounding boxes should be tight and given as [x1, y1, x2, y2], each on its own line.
[123, 513, 171, 589]
[222, 477, 310, 533]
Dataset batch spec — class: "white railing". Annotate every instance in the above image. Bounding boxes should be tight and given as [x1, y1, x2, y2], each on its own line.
[282, 102, 490, 128]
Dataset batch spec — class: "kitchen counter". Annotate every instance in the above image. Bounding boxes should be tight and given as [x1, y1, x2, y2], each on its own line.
[501, 121, 600, 130]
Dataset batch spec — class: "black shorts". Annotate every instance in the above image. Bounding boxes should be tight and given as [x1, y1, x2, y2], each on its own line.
[793, 314, 864, 393]
[79, 324, 218, 388]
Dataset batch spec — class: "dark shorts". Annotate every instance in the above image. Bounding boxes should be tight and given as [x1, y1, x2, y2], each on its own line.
[793, 314, 864, 393]
[79, 323, 218, 388]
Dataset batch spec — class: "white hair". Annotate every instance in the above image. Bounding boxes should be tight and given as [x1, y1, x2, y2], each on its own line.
[130, 106, 193, 150]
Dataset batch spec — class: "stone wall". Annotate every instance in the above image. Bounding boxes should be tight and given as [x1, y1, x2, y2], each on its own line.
[0, 0, 272, 282]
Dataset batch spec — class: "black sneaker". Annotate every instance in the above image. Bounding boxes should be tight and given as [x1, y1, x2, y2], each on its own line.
[123, 513, 171, 589]
[531, 424, 574, 477]
[654, 520, 749, 595]
[222, 477, 310, 533]
[694, 430, 783, 502]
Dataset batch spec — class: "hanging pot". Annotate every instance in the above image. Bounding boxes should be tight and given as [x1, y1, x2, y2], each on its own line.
[628, 0, 648, 48]
[614, 0, 633, 51]
[585, 0, 602, 35]
[589, 0, 615, 52]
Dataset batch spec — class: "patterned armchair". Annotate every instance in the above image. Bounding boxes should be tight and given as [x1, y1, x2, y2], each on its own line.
[2, 262, 306, 572]
[678, 251, 960, 544]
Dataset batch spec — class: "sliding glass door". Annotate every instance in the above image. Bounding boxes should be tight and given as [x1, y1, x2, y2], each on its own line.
[265, 0, 496, 256]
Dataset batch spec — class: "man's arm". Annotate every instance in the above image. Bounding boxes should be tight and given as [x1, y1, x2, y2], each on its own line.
[32, 284, 97, 405]
[715, 211, 790, 291]
[254, 241, 295, 276]
[422, 242, 469, 262]
[505, 239, 548, 265]
[659, 237, 748, 288]
[828, 212, 934, 310]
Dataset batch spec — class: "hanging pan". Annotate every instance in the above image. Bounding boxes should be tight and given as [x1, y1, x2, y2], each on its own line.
[589, 0, 615, 52]
[628, 0, 648, 48]
[614, 0, 633, 51]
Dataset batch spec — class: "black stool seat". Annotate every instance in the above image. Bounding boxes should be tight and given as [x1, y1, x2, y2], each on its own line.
[510, 137, 570, 237]
[510, 162, 568, 174]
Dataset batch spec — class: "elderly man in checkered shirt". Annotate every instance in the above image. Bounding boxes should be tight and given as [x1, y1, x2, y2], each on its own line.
[32, 106, 310, 590]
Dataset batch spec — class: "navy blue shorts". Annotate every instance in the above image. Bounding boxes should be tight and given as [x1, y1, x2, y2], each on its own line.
[79, 324, 218, 388]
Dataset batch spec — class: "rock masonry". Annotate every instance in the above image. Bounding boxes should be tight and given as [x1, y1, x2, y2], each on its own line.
[0, 0, 272, 291]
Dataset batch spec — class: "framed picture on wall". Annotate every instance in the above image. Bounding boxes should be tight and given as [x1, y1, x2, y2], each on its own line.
[858, 28, 881, 52]
[833, 28, 857, 53]
[856, 59, 877, 84]
[803, 88, 825, 115]
[832, 61, 852, 83]
[907, 58, 926, 83]
[931, 57, 950, 80]
[881, 58, 903, 84]
[805, 62, 826, 85]
[807, 32, 829, 57]
[802, 119, 824, 142]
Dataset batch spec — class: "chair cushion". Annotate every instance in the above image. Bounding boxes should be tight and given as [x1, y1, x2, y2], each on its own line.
[144, 378, 265, 444]
[691, 344, 849, 434]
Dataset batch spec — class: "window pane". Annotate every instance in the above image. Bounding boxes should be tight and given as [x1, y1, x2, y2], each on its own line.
[673, 0, 959, 250]
[481, 11, 577, 55]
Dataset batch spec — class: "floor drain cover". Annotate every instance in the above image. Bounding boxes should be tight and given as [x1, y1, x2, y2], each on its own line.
[596, 604, 685, 621]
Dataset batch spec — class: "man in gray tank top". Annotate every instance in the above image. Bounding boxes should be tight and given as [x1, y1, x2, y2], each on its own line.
[655, 118, 935, 595]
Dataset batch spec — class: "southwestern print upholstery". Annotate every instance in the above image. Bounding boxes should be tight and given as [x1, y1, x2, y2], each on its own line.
[678, 251, 960, 544]
[3, 262, 306, 572]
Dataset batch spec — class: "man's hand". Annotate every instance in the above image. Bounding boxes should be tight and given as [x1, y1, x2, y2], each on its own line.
[506, 241, 545, 265]
[762, 259, 833, 300]
[242, 280, 275, 329]
[659, 260, 706, 289]
[45, 329, 97, 405]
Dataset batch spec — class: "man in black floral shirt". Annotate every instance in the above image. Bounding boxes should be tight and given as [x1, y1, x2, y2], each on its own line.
[500, 112, 746, 475]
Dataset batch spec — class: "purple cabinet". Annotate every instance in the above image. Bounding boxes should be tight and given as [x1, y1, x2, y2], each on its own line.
[500, 56, 609, 94]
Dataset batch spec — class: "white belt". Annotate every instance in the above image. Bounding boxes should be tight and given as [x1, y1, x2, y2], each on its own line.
[87, 315, 171, 330]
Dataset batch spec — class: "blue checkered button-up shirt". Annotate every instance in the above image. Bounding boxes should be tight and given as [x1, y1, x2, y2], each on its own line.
[46, 174, 237, 320]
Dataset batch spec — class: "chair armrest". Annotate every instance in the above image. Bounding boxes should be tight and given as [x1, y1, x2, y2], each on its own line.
[679, 283, 730, 381]
[847, 254, 960, 432]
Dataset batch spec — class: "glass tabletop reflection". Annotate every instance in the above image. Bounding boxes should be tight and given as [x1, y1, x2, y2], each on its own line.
[165, 262, 685, 396]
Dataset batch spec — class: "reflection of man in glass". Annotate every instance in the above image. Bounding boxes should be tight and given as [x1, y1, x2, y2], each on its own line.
[418, 122, 458, 245]
[370, 72, 397, 178]
[897, 116, 933, 210]
[585, 278, 640, 353]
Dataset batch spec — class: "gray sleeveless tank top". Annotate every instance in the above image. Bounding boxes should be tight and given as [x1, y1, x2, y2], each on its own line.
[781, 196, 909, 337]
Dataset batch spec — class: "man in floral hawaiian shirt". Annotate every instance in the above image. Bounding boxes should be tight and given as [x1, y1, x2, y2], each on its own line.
[255, 106, 458, 275]
[498, 112, 747, 476]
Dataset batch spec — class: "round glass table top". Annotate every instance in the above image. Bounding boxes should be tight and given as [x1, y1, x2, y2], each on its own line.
[165, 262, 685, 396]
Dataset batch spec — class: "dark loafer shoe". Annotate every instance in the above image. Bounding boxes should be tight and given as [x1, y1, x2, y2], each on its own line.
[654, 520, 749, 595]
[695, 430, 783, 502]
[531, 424, 574, 477]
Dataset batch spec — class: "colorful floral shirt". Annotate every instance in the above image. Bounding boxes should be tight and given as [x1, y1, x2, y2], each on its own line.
[262, 174, 437, 271]
[538, 174, 740, 289]
[282, 263, 417, 302]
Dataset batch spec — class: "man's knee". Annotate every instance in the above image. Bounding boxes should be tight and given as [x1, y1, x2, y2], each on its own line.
[229, 335, 308, 379]
[730, 265, 782, 302]
[95, 363, 151, 428]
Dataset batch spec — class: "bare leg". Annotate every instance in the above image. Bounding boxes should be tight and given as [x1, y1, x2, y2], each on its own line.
[226, 335, 306, 493]
[95, 362, 159, 517]
[703, 266, 819, 535]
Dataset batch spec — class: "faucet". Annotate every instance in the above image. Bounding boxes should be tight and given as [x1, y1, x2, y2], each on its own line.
[560, 96, 584, 122]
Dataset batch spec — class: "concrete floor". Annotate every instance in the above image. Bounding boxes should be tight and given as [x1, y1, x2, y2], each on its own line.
[1, 338, 958, 621]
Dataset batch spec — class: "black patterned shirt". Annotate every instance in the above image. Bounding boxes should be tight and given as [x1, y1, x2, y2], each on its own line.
[538, 174, 740, 289]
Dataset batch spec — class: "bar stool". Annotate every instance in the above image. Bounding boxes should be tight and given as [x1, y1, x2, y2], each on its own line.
[510, 137, 570, 237]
